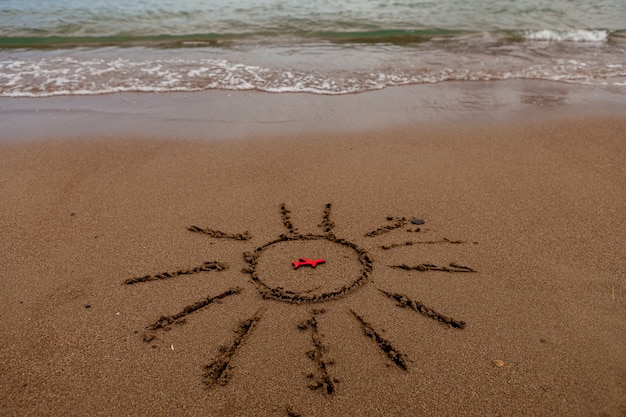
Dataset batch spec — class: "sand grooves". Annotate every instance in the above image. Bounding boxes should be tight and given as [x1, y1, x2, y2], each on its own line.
[124, 261, 228, 284]
[280, 203, 300, 236]
[124, 202, 475, 393]
[298, 309, 338, 395]
[124, 224, 255, 377]
[350, 310, 409, 370]
[318, 203, 335, 236]
[204, 309, 263, 387]
[141, 287, 242, 343]
[379, 290, 466, 329]
[381, 237, 477, 250]
[364, 216, 408, 237]
[389, 262, 476, 273]
[124, 258, 236, 343]
[186, 226, 251, 241]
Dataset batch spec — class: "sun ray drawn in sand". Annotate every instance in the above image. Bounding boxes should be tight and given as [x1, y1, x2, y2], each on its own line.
[125, 203, 478, 394]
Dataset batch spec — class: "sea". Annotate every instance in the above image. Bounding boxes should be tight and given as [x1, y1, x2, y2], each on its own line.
[1, 0, 625, 97]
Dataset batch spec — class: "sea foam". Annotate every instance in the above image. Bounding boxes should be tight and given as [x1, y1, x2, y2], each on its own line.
[524, 29, 609, 42]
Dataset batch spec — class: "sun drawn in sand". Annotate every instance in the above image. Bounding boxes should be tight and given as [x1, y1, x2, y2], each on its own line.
[124, 203, 477, 395]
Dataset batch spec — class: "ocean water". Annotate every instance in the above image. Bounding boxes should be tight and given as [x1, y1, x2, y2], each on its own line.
[1, 0, 625, 97]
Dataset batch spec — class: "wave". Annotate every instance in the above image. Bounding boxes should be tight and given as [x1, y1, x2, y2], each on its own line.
[1, 56, 624, 97]
[1, 28, 623, 49]
[0, 29, 465, 49]
[0, 34, 228, 49]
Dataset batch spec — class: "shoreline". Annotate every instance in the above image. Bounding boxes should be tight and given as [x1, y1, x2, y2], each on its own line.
[2, 80, 626, 143]
[1, 81, 625, 416]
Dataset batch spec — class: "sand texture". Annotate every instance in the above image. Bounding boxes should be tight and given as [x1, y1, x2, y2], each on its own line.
[1, 84, 625, 416]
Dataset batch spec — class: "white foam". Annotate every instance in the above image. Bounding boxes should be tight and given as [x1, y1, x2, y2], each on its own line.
[1, 53, 625, 97]
[524, 29, 609, 42]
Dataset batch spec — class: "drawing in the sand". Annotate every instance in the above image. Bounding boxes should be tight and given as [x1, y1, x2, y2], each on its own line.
[124, 203, 477, 394]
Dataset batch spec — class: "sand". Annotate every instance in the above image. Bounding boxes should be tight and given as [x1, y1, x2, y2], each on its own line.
[1, 81, 625, 416]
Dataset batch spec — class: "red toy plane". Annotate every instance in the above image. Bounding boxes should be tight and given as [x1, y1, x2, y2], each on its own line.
[292, 258, 326, 269]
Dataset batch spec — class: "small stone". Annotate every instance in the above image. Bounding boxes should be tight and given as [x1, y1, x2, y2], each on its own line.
[84, 304, 91, 309]
[492, 359, 505, 367]
[411, 218, 425, 225]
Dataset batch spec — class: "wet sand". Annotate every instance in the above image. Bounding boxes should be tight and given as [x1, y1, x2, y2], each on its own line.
[1, 82, 625, 416]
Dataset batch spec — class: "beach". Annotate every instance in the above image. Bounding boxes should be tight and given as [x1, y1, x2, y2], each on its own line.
[0, 80, 625, 416]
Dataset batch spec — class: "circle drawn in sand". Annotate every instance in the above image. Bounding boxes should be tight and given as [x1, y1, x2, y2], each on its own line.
[243, 234, 372, 304]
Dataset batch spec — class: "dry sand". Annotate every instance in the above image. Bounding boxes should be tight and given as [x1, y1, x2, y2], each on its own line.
[1, 82, 625, 416]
